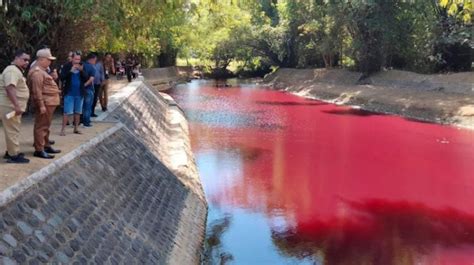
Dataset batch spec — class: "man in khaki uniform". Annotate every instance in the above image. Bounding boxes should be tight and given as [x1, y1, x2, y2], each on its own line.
[0, 50, 31, 163]
[27, 48, 61, 159]
[101, 53, 115, 111]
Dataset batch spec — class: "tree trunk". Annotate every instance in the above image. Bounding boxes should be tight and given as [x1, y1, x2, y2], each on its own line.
[157, 49, 177, 67]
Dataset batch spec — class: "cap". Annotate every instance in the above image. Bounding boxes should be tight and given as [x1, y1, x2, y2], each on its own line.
[36, 48, 56, 60]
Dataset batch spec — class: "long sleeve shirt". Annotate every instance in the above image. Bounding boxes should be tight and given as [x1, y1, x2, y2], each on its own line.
[27, 66, 60, 108]
[93, 62, 105, 85]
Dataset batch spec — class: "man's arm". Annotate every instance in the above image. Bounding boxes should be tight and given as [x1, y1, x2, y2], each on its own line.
[5, 84, 23, 115]
[84, 65, 95, 87]
[60, 64, 70, 81]
[79, 68, 88, 81]
[100, 64, 105, 83]
[84, 76, 94, 87]
[111, 59, 116, 74]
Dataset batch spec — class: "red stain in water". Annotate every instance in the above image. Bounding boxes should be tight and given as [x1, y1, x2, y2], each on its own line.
[168, 81, 474, 264]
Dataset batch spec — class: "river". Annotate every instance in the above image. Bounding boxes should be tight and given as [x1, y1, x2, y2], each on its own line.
[167, 79, 474, 265]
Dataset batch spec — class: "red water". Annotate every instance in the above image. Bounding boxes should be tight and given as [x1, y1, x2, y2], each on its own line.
[167, 80, 474, 265]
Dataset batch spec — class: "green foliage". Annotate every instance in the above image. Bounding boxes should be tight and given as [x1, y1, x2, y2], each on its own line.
[1, 0, 472, 73]
[0, 0, 189, 68]
[0, 0, 90, 68]
[440, 0, 472, 23]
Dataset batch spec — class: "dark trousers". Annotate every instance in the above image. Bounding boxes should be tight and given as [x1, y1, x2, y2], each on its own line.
[82, 89, 94, 126]
[126, 67, 132, 82]
[92, 84, 102, 116]
[34, 105, 56, 151]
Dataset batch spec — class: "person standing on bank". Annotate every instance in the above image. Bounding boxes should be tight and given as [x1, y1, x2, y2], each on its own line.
[81, 53, 96, 127]
[91, 53, 105, 117]
[101, 53, 115, 111]
[0, 50, 31, 163]
[27, 48, 61, 159]
[59, 51, 74, 90]
[60, 52, 88, 136]
[125, 58, 133, 82]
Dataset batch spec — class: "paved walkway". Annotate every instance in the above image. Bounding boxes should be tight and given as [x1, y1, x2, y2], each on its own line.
[0, 80, 128, 192]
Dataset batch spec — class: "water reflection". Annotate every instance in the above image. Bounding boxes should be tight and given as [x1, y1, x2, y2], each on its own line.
[321, 108, 381, 116]
[168, 80, 474, 264]
[255, 101, 327, 106]
[273, 200, 474, 265]
[202, 214, 234, 265]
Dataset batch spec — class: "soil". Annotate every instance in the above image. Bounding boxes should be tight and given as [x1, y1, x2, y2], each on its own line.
[262, 68, 474, 130]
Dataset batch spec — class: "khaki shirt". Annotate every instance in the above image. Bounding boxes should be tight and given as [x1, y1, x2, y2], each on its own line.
[103, 57, 115, 73]
[27, 66, 60, 107]
[0, 65, 30, 110]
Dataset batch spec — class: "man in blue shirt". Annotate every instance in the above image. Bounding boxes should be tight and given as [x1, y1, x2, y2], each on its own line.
[91, 54, 105, 117]
[81, 53, 96, 127]
[60, 52, 88, 135]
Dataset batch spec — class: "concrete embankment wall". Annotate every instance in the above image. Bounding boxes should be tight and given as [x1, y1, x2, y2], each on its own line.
[141, 67, 180, 81]
[141, 67, 187, 91]
[0, 81, 207, 264]
[99, 82, 203, 199]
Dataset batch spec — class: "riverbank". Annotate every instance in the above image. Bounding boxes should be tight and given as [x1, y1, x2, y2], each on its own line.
[263, 68, 474, 129]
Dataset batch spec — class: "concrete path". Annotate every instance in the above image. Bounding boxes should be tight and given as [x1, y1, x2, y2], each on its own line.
[0, 80, 128, 192]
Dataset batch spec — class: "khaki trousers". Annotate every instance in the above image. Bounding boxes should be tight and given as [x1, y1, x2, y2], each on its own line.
[34, 105, 56, 151]
[99, 80, 109, 109]
[0, 105, 22, 156]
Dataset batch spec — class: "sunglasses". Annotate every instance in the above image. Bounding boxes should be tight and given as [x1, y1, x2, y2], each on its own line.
[21, 58, 30, 62]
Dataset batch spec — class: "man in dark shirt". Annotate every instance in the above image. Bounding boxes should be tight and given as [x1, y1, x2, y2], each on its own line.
[60, 52, 88, 135]
[81, 53, 96, 127]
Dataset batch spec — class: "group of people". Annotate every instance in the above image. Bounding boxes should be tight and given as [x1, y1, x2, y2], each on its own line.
[0, 48, 116, 164]
[116, 58, 140, 82]
[59, 51, 115, 135]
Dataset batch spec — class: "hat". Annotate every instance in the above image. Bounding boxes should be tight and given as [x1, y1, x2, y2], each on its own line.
[36, 48, 56, 60]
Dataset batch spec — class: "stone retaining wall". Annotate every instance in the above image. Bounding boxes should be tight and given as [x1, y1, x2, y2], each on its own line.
[0, 81, 207, 264]
[141, 67, 185, 91]
[98, 82, 204, 200]
[141, 67, 179, 81]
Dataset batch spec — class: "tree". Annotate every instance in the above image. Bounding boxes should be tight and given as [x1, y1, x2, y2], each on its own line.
[0, 0, 94, 68]
[440, 0, 472, 23]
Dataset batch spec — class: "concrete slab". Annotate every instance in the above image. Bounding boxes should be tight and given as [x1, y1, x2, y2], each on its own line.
[0, 80, 129, 193]
[0, 116, 115, 193]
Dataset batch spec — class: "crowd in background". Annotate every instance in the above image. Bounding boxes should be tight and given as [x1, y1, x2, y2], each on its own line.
[0, 48, 141, 164]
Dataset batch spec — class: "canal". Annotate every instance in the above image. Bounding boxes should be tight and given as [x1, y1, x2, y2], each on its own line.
[167, 79, 474, 265]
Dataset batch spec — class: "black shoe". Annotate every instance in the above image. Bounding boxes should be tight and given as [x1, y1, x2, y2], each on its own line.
[91, 114, 98, 117]
[4, 152, 25, 160]
[7, 154, 30, 164]
[44, 146, 61, 154]
[102, 107, 107, 112]
[49, 140, 55, 145]
[33, 151, 55, 159]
